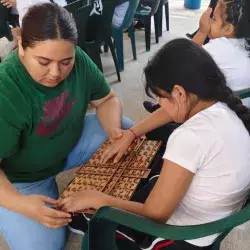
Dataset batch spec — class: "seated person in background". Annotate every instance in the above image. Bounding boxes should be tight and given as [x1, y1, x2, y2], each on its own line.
[0, 0, 67, 60]
[144, 0, 250, 112]
[58, 38, 250, 250]
[193, 0, 250, 106]
[0, 0, 67, 26]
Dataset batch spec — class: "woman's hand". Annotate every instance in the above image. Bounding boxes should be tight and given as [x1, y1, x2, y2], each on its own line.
[199, 8, 213, 35]
[101, 129, 136, 164]
[57, 190, 108, 212]
[0, 0, 16, 8]
[18, 195, 72, 229]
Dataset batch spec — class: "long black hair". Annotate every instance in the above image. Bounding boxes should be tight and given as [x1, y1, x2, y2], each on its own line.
[21, 3, 78, 49]
[223, 0, 250, 51]
[144, 38, 250, 133]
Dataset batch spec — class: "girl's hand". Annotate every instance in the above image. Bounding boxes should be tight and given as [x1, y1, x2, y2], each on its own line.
[18, 195, 72, 229]
[199, 8, 213, 35]
[0, 0, 16, 8]
[101, 129, 136, 164]
[57, 190, 108, 212]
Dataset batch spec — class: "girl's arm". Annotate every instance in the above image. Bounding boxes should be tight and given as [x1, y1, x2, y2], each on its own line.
[59, 160, 194, 222]
[193, 8, 213, 46]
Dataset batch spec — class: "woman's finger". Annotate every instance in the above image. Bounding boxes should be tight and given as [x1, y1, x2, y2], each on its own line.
[44, 216, 71, 227]
[43, 206, 71, 218]
[43, 221, 69, 229]
[41, 195, 58, 205]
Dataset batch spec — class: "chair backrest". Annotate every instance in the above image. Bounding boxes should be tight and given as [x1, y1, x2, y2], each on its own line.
[94, 0, 117, 43]
[142, 0, 162, 16]
[64, 0, 91, 47]
[119, 0, 140, 31]
[0, 4, 13, 41]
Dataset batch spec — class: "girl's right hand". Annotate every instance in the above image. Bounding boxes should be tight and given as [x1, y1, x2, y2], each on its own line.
[18, 195, 72, 229]
[101, 129, 136, 164]
[199, 8, 213, 35]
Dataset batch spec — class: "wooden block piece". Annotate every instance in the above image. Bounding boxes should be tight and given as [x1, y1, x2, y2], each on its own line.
[77, 166, 117, 175]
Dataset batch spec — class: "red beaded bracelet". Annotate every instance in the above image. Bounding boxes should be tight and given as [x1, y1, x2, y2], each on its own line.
[128, 128, 137, 139]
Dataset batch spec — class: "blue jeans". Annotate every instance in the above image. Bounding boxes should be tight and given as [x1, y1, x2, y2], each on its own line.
[0, 114, 133, 250]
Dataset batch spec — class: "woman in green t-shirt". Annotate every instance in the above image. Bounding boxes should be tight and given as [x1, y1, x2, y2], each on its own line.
[0, 2, 133, 250]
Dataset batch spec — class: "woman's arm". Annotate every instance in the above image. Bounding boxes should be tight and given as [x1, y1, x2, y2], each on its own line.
[90, 91, 122, 139]
[59, 160, 194, 222]
[0, 167, 22, 211]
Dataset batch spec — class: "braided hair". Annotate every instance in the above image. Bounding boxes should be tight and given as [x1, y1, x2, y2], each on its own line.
[144, 38, 250, 133]
[223, 0, 250, 52]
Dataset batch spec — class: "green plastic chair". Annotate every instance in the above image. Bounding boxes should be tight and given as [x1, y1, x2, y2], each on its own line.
[155, 0, 169, 38]
[235, 88, 250, 100]
[81, 196, 250, 250]
[134, 0, 162, 52]
[64, 0, 92, 49]
[0, 4, 13, 41]
[83, 0, 121, 82]
[112, 0, 140, 72]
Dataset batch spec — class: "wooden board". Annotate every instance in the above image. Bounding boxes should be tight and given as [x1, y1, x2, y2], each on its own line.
[61, 137, 162, 213]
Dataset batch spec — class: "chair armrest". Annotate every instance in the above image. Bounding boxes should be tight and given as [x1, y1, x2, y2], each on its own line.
[88, 204, 250, 243]
[234, 88, 250, 99]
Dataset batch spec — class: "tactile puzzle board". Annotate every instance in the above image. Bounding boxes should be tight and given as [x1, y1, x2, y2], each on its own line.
[61, 137, 162, 212]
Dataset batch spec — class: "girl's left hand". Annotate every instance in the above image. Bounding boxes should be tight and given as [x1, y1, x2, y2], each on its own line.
[199, 8, 213, 35]
[57, 190, 108, 212]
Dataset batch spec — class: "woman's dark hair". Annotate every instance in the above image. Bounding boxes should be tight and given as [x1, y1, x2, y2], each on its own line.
[144, 38, 250, 133]
[21, 3, 78, 49]
[223, 0, 250, 50]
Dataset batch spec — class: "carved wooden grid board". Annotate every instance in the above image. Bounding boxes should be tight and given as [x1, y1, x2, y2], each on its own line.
[61, 137, 162, 213]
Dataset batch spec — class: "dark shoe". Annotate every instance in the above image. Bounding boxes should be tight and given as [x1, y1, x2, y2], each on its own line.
[134, 20, 145, 30]
[143, 101, 160, 113]
[68, 212, 90, 236]
[186, 33, 194, 39]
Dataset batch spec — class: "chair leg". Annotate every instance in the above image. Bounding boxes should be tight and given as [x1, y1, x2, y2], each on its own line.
[128, 24, 137, 60]
[114, 30, 124, 72]
[165, 2, 170, 31]
[104, 44, 109, 53]
[106, 37, 121, 82]
[144, 17, 151, 52]
[159, 4, 163, 37]
[86, 45, 103, 72]
[154, 12, 160, 43]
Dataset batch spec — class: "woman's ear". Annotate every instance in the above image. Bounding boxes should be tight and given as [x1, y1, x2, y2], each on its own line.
[17, 36, 25, 57]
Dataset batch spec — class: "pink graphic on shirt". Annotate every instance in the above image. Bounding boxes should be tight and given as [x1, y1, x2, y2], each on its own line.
[37, 90, 75, 136]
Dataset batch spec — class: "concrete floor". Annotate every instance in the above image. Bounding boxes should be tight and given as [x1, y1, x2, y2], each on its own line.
[1, 0, 250, 249]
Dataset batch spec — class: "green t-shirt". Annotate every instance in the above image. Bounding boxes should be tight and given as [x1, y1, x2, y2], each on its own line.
[0, 47, 110, 183]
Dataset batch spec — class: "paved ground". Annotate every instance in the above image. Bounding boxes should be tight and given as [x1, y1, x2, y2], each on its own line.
[1, 1, 250, 249]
